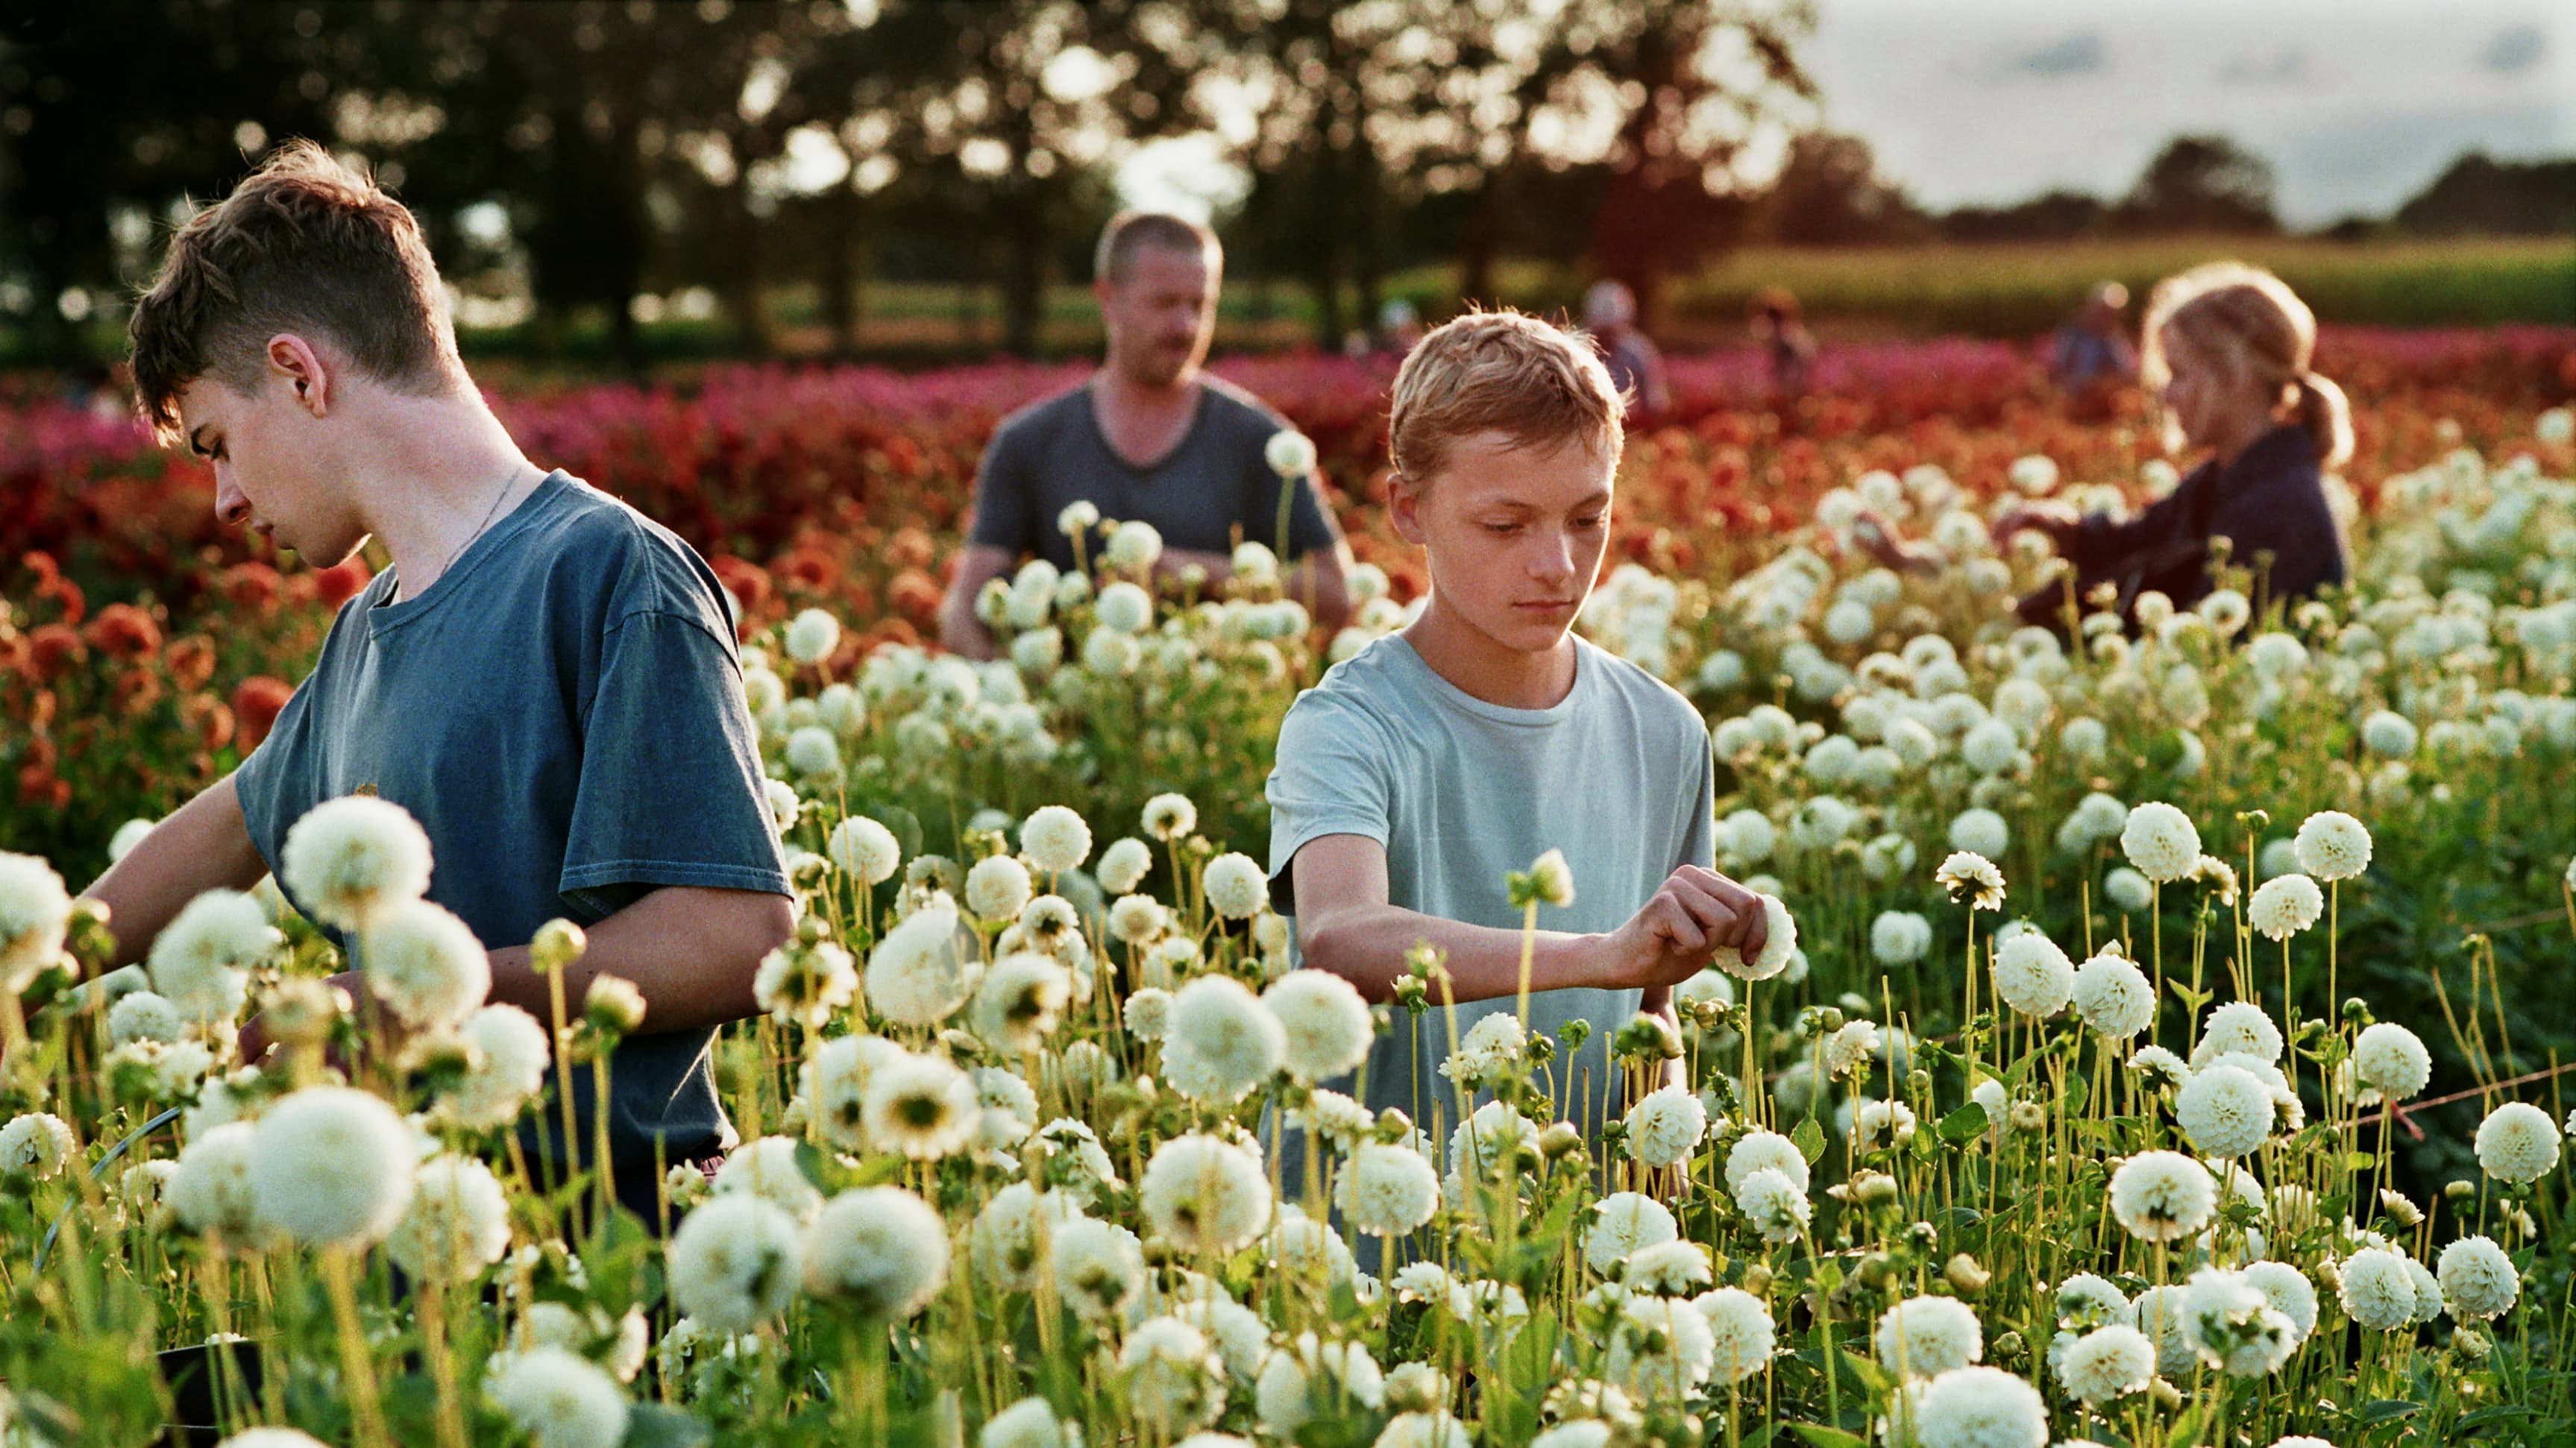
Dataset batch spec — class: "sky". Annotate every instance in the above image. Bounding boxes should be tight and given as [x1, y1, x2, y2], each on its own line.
[1799, 0, 2576, 227]
[1119, 0, 2576, 231]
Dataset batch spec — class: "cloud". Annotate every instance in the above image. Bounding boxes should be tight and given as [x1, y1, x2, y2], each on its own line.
[2219, 50, 2308, 86]
[2009, 31, 2105, 78]
[2479, 24, 2543, 73]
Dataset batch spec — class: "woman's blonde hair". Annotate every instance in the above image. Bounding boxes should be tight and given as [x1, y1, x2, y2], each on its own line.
[2140, 260, 2352, 470]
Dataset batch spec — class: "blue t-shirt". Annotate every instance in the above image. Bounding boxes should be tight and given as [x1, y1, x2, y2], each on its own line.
[236, 470, 789, 1190]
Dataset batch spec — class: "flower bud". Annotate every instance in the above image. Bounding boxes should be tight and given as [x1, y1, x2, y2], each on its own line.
[263, 976, 350, 1046]
[532, 919, 588, 975]
[585, 974, 647, 1034]
[1741, 1265, 1774, 1296]
[2008, 1101, 2047, 1134]
[1944, 1253, 1989, 1294]
[1539, 1121, 1586, 1159]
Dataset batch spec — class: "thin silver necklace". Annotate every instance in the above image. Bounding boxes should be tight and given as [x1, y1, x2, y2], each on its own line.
[414, 462, 531, 599]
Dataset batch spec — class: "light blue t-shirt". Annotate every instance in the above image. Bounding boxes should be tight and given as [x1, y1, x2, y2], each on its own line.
[1264, 632, 1716, 1142]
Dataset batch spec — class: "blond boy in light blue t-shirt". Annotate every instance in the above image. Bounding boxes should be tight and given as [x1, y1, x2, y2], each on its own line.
[1265, 309, 1770, 1142]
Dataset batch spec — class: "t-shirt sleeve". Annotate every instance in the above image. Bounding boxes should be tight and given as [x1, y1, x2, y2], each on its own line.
[230, 679, 317, 874]
[1680, 728, 1717, 872]
[559, 609, 790, 913]
[1263, 691, 1392, 914]
[965, 415, 1038, 556]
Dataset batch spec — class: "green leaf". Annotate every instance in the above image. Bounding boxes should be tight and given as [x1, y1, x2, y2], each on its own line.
[1786, 1426, 1870, 1448]
[1939, 1103, 1990, 1143]
[1791, 1116, 1827, 1165]
[2360, 1399, 2420, 1425]
[2343, 1151, 2375, 1172]
[624, 1403, 715, 1448]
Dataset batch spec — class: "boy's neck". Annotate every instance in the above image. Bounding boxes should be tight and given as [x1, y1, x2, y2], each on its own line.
[1402, 599, 1580, 711]
[352, 390, 544, 602]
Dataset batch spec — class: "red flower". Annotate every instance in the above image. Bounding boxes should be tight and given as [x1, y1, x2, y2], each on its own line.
[28, 623, 84, 682]
[313, 558, 372, 609]
[233, 675, 294, 750]
[85, 602, 163, 661]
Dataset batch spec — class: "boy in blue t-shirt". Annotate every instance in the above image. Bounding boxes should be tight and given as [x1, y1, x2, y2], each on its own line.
[83, 142, 793, 1218]
[1266, 309, 1768, 1138]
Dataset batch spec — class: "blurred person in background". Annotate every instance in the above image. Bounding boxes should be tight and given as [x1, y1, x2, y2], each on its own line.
[1583, 278, 1671, 418]
[1375, 296, 1425, 356]
[2048, 280, 2139, 414]
[1749, 286, 1815, 408]
[940, 211, 1353, 658]
[1861, 261, 2351, 630]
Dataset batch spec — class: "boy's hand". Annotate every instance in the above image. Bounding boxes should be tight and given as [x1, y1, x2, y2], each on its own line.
[1990, 501, 2076, 549]
[1600, 866, 1768, 990]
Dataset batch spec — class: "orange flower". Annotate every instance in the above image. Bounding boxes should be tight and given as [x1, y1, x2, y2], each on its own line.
[233, 675, 293, 750]
[165, 635, 218, 692]
[28, 624, 84, 683]
[313, 558, 372, 609]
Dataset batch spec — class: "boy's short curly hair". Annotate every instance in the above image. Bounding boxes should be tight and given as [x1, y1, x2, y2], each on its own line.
[128, 139, 462, 444]
[1386, 308, 1624, 487]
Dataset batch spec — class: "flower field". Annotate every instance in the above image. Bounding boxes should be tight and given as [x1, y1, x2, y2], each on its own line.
[4, 329, 2576, 1447]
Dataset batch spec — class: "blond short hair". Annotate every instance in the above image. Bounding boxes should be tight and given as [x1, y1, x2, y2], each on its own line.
[1093, 210, 1221, 286]
[128, 140, 462, 444]
[1388, 309, 1624, 486]
[2142, 260, 2352, 470]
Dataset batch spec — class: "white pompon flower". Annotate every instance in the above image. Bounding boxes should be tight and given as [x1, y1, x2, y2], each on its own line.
[1139, 1133, 1271, 1254]
[1266, 429, 1319, 478]
[1934, 852, 2005, 911]
[1725, 1130, 1812, 1195]
[1909, 1364, 2048, 1448]
[1335, 1142, 1439, 1236]
[802, 1187, 950, 1318]
[2108, 1150, 2216, 1243]
[2249, 873, 2324, 942]
[1102, 520, 1164, 574]
[2193, 1001, 2285, 1066]
[2337, 1247, 2418, 1330]
[1202, 852, 1269, 920]
[864, 903, 970, 1027]
[1142, 792, 1199, 842]
[488, 1345, 629, 1448]
[442, 1003, 551, 1128]
[2240, 1260, 2319, 1341]
[384, 1153, 512, 1282]
[980, 1397, 1081, 1448]
[169, 1121, 264, 1241]
[1876, 1295, 1983, 1379]
[1695, 1287, 1776, 1383]
[1720, 894, 1797, 980]
[0, 1111, 76, 1178]
[1584, 1192, 1679, 1275]
[1119, 1317, 1225, 1437]
[2053, 1324, 2154, 1406]
[211, 1430, 331, 1448]
[2437, 1235, 2519, 1320]
[1732, 1167, 1810, 1244]
[0, 851, 73, 988]
[2351, 1022, 2431, 1102]
[1624, 1084, 1709, 1168]
[783, 608, 841, 666]
[1606, 1293, 1717, 1400]
[248, 1086, 417, 1248]
[1050, 1215, 1146, 1322]
[827, 816, 902, 885]
[1256, 1333, 1383, 1441]
[712, 1136, 826, 1220]
[2293, 810, 2372, 882]
[1096, 837, 1153, 894]
[360, 898, 491, 1029]
[2175, 1063, 2276, 1159]
[2474, 1101, 2561, 1183]
[860, 1051, 978, 1161]
[280, 794, 434, 930]
[1262, 970, 1373, 1083]
[964, 854, 1034, 922]
[1163, 975, 1287, 1103]
[2120, 802, 2200, 884]
[1990, 929, 2073, 1016]
[2071, 944, 2153, 1038]
[146, 888, 277, 1022]
[1019, 805, 1091, 875]
[666, 1194, 802, 1334]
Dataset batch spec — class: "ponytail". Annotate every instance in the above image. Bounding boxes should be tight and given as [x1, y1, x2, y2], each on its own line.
[2293, 371, 2352, 470]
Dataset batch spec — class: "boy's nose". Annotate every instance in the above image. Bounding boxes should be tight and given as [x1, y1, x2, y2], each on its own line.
[214, 475, 252, 528]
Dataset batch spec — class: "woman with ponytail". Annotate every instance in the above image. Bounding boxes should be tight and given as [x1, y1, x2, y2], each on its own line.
[1992, 259, 2352, 628]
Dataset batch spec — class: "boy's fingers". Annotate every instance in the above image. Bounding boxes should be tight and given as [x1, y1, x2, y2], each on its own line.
[1739, 915, 1771, 964]
[1650, 894, 1709, 953]
[1670, 876, 1749, 945]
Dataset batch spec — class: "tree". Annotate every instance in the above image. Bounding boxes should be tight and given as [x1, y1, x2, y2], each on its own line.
[1759, 131, 1925, 245]
[2393, 151, 2576, 237]
[2118, 134, 2278, 235]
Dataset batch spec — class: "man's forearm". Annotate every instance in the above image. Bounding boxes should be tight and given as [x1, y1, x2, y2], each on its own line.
[80, 774, 268, 974]
[1301, 902, 1607, 1006]
[473, 887, 791, 1035]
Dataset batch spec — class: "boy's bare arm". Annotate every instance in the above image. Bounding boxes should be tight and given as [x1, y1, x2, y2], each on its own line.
[477, 886, 794, 1033]
[1292, 834, 1765, 1006]
[937, 543, 1016, 659]
[78, 773, 270, 972]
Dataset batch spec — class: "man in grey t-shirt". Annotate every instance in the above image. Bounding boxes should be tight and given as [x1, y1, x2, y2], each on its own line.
[939, 212, 1354, 657]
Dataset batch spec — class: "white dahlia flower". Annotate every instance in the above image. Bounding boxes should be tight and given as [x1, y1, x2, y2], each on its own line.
[1624, 1084, 1709, 1168]
[2248, 873, 2324, 942]
[2351, 1022, 2431, 1102]
[801, 1186, 950, 1318]
[1138, 1133, 1271, 1254]
[1909, 1364, 2047, 1448]
[2336, 1247, 2418, 1330]
[487, 1345, 629, 1448]
[2120, 802, 2200, 884]
[2437, 1235, 2518, 1320]
[1991, 929, 2073, 1016]
[1263, 970, 1372, 1083]
[147, 887, 276, 1022]
[1163, 975, 1287, 1103]
[384, 1153, 512, 1282]
[2053, 1323, 2153, 1406]
[280, 795, 434, 930]
[2176, 1063, 2276, 1159]
[248, 1086, 416, 1248]
[666, 1194, 802, 1334]
[1336, 1142, 1439, 1236]
[1584, 1192, 1679, 1275]
[1202, 852, 1270, 920]
[0, 852, 73, 989]
[2108, 1150, 2216, 1243]
[2474, 1101, 2560, 1183]
[1875, 1294, 1982, 1379]
[2071, 945, 2154, 1038]
[2293, 810, 2372, 882]
[360, 898, 491, 1030]
[864, 903, 971, 1027]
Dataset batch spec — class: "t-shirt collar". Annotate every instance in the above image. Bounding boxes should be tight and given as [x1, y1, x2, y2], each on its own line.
[368, 470, 572, 637]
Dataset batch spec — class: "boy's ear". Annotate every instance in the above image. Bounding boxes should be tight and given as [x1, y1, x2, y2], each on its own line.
[1387, 471, 1426, 547]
